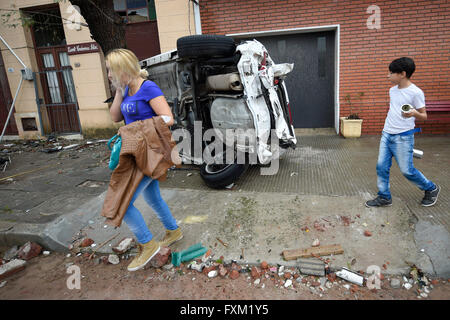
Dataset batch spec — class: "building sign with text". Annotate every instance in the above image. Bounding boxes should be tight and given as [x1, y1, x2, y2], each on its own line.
[67, 42, 100, 55]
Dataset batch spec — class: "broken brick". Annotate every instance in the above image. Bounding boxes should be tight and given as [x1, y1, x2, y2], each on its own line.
[327, 273, 337, 282]
[230, 270, 240, 280]
[311, 281, 321, 287]
[80, 238, 94, 247]
[293, 274, 299, 280]
[431, 279, 439, 285]
[364, 230, 372, 237]
[251, 266, 260, 279]
[260, 261, 268, 269]
[284, 272, 292, 279]
[219, 264, 228, 277]
[383, 264, 387, 270]
[149, 247, 171, 268]
[17, 242, 42, 261]
[350, 284, 359, 293]
[202, 266, 215, 276]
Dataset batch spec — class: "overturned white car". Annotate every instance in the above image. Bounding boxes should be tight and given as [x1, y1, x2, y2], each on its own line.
[140, 35, 297, 188]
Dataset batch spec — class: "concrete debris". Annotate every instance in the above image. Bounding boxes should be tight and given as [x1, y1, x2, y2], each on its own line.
[0, 281, 6, 288]
[390, 278, 401, 288]
[284, 279, 292, 288]
[208, 270, 218, 278]
[112, 237, 135, 254]
[190, 261, 205, 272]
[3, 246, 19, 261]
[336, 268, 364, 286]
[254, 278, 261, 285]
[403, 283, 412, 290]
[343, 284, 350, 290]
[108, 254, 120, 265]
[43, 251, 50, 256]
[312, 239, 320, 247]
[0, 259, 26, 281]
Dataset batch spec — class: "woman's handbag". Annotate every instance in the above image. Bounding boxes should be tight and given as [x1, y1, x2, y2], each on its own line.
[107, 134, 122, 170]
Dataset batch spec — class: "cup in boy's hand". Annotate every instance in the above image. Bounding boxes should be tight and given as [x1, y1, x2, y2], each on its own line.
[401, 104, 414, 113]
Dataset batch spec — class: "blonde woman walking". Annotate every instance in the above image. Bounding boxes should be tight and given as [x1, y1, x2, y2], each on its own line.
[105, 48, 183, 271]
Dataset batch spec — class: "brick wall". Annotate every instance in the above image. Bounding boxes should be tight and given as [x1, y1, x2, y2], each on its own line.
[200, 0, 450, 135]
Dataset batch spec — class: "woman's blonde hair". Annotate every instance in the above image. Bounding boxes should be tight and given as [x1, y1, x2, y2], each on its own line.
[105, 48, 148, 85]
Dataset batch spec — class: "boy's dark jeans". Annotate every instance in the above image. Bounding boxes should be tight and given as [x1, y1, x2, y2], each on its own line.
[376, 131, 435, 200]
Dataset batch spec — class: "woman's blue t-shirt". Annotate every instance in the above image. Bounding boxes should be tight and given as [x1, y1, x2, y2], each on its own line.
[121, 80, 163, 125]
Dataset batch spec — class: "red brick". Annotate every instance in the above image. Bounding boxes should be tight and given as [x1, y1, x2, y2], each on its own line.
[80, 238, 94, 247]
[230, 270, 240, 280]
[17, 242, 42, 261]
[149, 247, 171, 268]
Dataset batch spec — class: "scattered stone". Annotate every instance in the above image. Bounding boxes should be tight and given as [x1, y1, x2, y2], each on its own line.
[254, 278, 261, 285]
[43, 251, 50, 256]
[343, 284, 350, 290]
[327, 273, 337, 282]
[208, 270, 218, 278]
[251, 266, 260, 279]
[3, 246, 19, 261]
[278, 266, 285, 273]
[364, 230, 372, 237]
[112, 237, 135, 254]
[149, 247, 171, 268]
[17, 242, 42, 261]
[312, 239, 320, 247]
[163, 263, 174, 271]
[219, 264, 228, 277]
[284, 279, 292, 288]
[108, 254, 120, 265]
[390, 278, 401, 288]
[80, 238, 94, 247]
[326, 281, 333, 289]
[420, 292, 428, 298]
[0, 281, 6, 288]
[230, 270, 240, 280]
[0, 259, 26, 281]
[190, 261, 204, 272]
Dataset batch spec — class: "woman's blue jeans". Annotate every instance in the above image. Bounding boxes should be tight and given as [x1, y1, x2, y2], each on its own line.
[122, 176, 178, 244]
[376, 131, 435, 200]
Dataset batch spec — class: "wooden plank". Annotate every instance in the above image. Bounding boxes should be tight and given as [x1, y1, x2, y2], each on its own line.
[282, 244, 344, 261]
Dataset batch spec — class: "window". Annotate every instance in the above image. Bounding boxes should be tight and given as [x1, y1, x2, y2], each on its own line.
[113, 0, 156, 23]
[23, 7, 66, 47]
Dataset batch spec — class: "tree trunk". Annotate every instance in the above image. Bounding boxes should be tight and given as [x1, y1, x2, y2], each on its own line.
[69, 0, 126, 55]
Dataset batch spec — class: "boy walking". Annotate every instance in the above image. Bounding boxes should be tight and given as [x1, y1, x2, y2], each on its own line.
[365, 57, 440, 208]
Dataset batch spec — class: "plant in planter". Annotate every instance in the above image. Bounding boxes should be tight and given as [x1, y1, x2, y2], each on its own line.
[340, 92, 364, 138]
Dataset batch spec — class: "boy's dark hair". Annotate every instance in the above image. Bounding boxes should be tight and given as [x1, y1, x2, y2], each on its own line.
[389, 57, 416, 78]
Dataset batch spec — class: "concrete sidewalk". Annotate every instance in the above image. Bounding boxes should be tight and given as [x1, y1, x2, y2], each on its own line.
[0, 134, 449, 277]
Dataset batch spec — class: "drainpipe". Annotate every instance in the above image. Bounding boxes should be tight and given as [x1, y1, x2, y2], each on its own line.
[192, 0, 202, 35]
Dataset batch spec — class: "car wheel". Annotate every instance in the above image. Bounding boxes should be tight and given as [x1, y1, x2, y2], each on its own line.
[200, 162, 249, 189]
[177, 35, 236, 59]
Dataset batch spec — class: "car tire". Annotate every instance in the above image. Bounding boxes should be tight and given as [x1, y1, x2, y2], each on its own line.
[177, 35, 236, 59]
[200, 162, 249, 189]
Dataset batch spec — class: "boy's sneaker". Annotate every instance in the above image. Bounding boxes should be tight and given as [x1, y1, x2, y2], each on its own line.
[365, 196, 392, 208]
[421, 185, 440, 207]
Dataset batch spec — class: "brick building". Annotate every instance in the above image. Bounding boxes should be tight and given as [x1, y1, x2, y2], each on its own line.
[200, 0, 450, 135]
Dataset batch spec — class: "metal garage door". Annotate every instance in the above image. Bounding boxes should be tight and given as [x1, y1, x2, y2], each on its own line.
[240, 31, 335, 128]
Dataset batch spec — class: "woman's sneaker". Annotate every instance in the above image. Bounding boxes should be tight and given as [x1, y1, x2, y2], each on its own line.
[421, 185, 440, 207]
[365, 196, 392, 208]
[127, 239, 160, 272]
[160, 228, 183, 247]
